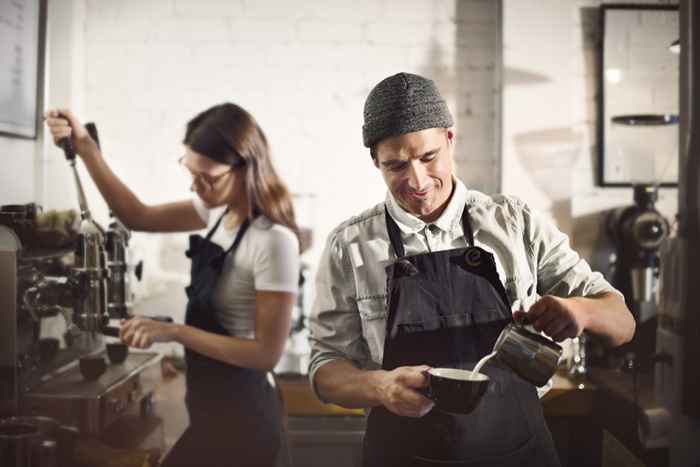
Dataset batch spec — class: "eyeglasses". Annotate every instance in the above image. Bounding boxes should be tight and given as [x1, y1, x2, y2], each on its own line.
[178, 156, 233, 193]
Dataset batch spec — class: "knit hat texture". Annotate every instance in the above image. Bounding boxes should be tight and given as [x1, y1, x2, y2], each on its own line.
[362, 72, 453, 148]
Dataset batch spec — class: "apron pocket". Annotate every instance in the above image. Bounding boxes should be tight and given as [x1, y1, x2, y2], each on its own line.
[396, 311, 474, 334]
[412, 433, 536, 467]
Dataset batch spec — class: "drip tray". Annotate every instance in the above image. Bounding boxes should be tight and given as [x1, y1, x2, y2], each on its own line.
[28, 351, 158, 398]
[21, 351, 161, 435]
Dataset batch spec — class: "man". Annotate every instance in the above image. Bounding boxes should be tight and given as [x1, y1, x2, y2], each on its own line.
[308, 72, 635, 467]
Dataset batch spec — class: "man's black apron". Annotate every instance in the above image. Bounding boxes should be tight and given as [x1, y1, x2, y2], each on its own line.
[162, 211, 282, 467]
[362, 205, 561, 467]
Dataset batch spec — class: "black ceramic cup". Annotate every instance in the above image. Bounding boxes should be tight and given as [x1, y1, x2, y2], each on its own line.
[105, 343, 128, 364]
[422, 368, 490, 414]
[79, 356, 107, 381]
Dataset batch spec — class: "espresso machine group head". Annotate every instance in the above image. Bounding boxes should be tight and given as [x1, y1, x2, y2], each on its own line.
[58, 122, 117, 334]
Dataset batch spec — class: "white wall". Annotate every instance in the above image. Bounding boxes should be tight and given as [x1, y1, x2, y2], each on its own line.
[0, 0, 501, 312]
[0, 0, 85, 215]
[0, 138, 37, 204]
[62, 0, 501, 300]
[502, 0, 678, 265]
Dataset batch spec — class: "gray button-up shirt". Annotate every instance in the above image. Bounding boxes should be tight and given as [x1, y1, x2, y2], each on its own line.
[308, 179, 618, 400]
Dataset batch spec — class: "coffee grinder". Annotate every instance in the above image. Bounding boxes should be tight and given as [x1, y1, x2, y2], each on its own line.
[597, 112, 675, 370]
[607, 184, 671, 368]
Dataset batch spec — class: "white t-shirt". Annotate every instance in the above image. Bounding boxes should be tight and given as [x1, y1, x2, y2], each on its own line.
[192, 198, 300, 339]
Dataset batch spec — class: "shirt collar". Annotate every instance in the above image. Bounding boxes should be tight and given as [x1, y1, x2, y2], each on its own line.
[385, 177, 469, 235]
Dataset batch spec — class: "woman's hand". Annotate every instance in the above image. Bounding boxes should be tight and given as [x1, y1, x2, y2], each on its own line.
[119, 317, 178, 349]
[44, 109, 100, 159]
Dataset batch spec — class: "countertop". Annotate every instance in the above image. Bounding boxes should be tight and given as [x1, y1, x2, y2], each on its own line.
[278, 369, 596, 417]
[134, 366, 599, 464]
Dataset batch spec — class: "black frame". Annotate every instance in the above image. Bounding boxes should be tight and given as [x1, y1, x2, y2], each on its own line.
[597, 4, 679, 187]
[0, 0, 47, 140]
[679, 0, 700, 421]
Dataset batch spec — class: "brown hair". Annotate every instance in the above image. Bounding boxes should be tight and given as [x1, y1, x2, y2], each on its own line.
[184, 103, 300, 244]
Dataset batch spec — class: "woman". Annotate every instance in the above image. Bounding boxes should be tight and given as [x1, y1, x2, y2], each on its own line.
[45, 103, 300, 467]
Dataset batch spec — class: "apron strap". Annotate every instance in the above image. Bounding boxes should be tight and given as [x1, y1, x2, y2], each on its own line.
[384, 203, 475, 258]
[461, 205, 475, 247]
[384, 205, 406, 258]
[223, 217, 252, 258]
[205, 208, 230, 241]
[210, 217, 252, 270]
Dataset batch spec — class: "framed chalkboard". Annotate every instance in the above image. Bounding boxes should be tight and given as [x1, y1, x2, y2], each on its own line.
[0, 0, 46, 139]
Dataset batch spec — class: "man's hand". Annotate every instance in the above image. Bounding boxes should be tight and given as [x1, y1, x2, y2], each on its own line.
[373, 365, 434, 418]
[514, 295, 589, 342]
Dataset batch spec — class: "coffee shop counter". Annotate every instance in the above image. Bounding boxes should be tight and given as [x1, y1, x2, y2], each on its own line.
[134, 368, 605, 467]
[276, 370, 595, 416]
[276, 369, 601, 467]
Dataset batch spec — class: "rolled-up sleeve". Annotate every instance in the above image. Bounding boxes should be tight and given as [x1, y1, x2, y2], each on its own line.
[307, 231, 370, 401]
[519, 200, 621, 298]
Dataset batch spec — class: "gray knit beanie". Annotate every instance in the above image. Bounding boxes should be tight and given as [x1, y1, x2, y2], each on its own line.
[362, 72, 454, 148]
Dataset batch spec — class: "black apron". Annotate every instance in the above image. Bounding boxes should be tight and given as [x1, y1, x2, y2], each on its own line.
[162, 211, 282, 467]
[362, 205, 561, 467]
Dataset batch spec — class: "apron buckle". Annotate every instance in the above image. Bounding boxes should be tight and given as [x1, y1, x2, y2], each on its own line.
[464, 247, 482, 267]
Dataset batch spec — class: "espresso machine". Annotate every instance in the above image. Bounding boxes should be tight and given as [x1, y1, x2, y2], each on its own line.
[0, 123, 161, 462]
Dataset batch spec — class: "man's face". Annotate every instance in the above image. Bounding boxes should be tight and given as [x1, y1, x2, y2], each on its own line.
[374, 128, 455, 222]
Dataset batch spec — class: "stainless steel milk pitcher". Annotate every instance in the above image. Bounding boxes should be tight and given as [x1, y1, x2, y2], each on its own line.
[493, 318, 563, 387]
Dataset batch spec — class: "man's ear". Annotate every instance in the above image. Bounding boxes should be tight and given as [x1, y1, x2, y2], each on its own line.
[371, 147, 380, 168]
[446, 128, 455, 145]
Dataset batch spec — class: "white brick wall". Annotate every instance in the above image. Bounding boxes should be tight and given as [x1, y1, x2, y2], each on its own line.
[47, 0, 501, 300]
[5, 0, 680, 300]
[502, 0, 678, 264]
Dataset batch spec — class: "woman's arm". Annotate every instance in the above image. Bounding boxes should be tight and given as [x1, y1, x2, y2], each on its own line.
[45, 109, 205, 233]
[120, 290, 295, 371]
[79, 150, 205, 232]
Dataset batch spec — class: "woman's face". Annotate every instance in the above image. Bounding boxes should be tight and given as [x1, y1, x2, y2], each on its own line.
[181, 146, 242, 208]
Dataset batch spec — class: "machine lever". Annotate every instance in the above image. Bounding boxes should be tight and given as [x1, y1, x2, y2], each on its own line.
[85, 122, 100, 149]
[58, 137, 76, 161]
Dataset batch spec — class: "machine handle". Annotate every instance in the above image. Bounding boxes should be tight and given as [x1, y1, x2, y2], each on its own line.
[56, 113, 77, 161]
[102, 326, 120, 338]
[57, 119, 99, 160]
[84, 122, 100, 149]
[58, 137, 76, 161]
[101, 315, 173, 338]
[148, 315, 173, 323]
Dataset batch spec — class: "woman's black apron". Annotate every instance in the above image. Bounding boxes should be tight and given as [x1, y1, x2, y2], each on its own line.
[362, 205, 561, 467]
[162, 211, 282, 467]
